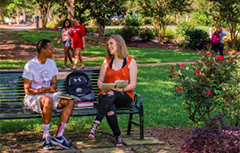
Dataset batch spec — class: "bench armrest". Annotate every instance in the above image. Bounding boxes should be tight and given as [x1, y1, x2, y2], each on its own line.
[134, 92, 143, 107]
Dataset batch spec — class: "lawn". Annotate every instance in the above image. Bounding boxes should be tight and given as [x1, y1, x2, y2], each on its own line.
[0, 65, 194, 133]
[0, 30, 200, 69]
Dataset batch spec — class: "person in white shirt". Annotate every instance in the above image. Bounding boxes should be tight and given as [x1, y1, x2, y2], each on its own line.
[55, 19, 74, 69]
[23, 39, 74, 150]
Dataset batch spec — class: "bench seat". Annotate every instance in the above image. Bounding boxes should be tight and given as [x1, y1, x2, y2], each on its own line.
[0, 69, 144, 139]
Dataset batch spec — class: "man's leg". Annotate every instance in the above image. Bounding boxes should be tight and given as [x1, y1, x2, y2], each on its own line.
[40, 95, 54, 149]
[51, 99, 74, 149]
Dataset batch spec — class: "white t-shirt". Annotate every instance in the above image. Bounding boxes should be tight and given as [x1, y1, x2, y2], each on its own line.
[22, 57, 58, 89]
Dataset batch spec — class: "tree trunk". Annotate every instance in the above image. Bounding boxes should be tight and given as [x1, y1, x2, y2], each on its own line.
[16, 6, 20, 24]
[22, 9, 26, 23]
[67, 0, 75, 21]
[229, 22, 237, 51]
[98, 24, 104, 36]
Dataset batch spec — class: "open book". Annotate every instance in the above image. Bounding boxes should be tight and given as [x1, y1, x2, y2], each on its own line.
[101, 80, 128, 90]
[57, 94, 81, 101]
[74, 101, 94, 109]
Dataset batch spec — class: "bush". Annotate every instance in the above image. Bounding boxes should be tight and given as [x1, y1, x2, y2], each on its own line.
[104, 28, 121, 36]
[163, 29, 175, 43]
[143, 17, 152, 25]
[185, 29, 209, 50]
[122, 14, 143, 28]
[140, 28, 154, 42]
[181, 114, 240, 153]
[176, 21, 195, 39]
[120, 26, 137, 42]
[169, 53, 240, 126]
[85, 27, 99, 34]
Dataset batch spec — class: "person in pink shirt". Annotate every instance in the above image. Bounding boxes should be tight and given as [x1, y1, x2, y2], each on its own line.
[66, 17, 86, 69]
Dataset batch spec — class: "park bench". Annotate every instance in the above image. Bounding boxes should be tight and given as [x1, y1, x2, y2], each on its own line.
[0, 69, 144, 140]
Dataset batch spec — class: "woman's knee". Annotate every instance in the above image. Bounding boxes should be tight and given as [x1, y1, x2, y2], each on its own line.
[107, 111, 115, 116]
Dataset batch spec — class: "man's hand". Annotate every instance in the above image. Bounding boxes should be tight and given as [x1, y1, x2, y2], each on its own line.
[43, 87, 60, 93]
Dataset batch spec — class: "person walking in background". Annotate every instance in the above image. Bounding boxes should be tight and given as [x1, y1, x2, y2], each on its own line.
[212, 25, 227, 56]
[55, 19, 74, 69]
[88, 35, 138, 147]
[23, 39, 74, 150]
[66, 17, 86, 70]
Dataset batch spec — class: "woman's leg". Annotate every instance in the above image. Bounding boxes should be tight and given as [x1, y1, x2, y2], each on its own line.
[78, 48, 85, 68]
[219, 43, 224, 56]
[61, 47, 68, 68]
[72, 48, 80, 69]
[66, 46, 73, 66]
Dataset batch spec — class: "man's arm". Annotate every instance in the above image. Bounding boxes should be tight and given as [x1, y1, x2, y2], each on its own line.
[43, 75, 60, 93]
[23, 78, 43, 94]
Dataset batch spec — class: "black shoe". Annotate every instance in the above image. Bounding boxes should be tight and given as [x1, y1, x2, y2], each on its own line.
[115, 135, 123, 147]
[51, 134, 72, 149]
[43, 136, 54, 150]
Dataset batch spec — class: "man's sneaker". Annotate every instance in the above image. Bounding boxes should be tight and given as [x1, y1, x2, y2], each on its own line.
[51, 134, 72, 149]
[43, 136, 54, 150]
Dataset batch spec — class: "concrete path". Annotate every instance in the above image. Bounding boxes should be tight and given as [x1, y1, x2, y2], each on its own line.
[0, 130, 178, 153]
[0, 24, 36, 31]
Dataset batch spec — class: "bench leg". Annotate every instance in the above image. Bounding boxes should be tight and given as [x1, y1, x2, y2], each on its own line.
[127, 113, 133, 135]
[140, 105, 144, 140]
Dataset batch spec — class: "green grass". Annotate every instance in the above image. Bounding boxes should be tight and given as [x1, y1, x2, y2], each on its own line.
[0, 29, 200, 69]
[0, 65, 193, 133]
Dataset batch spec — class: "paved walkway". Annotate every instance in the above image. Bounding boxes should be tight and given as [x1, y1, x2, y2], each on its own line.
[0, 130, 178, 153]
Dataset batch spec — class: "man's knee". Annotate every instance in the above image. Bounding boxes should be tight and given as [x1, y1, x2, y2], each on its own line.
[107, 111, 114, 116]
[41, 96, 53, 109]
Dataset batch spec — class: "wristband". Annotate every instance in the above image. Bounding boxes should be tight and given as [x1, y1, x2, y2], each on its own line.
[121, 87, 124, 92]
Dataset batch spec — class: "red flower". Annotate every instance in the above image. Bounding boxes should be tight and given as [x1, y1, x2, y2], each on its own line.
[195, 71, 200, 76]
[230, 59, 234, 62]
[217, 55, 224, 60]
[177, 63, 182, 67]
[178, 87, 182, 91]
[177, 63, 185, 69]
[207, 91, 212, 95]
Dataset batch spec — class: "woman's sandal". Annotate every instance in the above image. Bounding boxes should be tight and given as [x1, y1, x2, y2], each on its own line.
[71, 65, 77, 70]
[80, 65, 85, 69]
[61, 65, 67, 69]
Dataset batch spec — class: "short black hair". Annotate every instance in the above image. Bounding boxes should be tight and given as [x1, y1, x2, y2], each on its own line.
[62, 19, 72, 29]
[36, 39, 51, 54]
[74, 17, 80, 22]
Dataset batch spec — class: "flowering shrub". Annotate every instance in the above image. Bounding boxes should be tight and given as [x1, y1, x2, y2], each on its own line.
[181, 114, 240, 153]
[169, 53, 240, 126]
[139, 28, 154, 42]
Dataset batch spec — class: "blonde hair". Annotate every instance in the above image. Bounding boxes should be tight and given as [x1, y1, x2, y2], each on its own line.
[106, 35, 129, 59]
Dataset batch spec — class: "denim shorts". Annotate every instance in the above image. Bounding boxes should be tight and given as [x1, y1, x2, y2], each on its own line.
[63, 40, 71, 47]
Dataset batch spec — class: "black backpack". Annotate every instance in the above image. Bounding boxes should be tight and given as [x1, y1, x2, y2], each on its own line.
[65, 71, 95, 102]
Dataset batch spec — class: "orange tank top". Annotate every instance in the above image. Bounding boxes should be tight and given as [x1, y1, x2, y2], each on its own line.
[99, 56, 134, 99]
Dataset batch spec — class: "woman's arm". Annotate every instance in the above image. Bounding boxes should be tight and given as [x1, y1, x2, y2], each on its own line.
[55, 37, 62, 47]
[97, 60, 108, 90]
[82, 36, 86, 49]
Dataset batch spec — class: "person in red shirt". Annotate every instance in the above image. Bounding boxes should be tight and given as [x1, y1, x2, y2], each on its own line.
[66, 17, 86, 69]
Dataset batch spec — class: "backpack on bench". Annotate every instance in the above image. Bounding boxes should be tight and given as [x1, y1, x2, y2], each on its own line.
[65, 71, 95, 102]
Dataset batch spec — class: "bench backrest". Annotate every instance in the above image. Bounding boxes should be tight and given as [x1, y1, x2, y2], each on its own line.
[0, 69, 101, 119]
